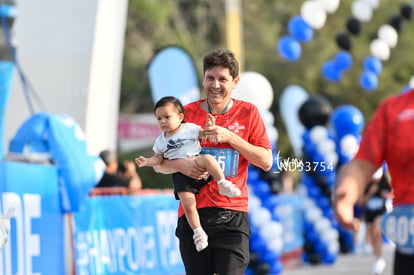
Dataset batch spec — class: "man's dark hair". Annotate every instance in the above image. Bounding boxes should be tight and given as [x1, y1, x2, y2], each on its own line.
[203, 49, 239, 79]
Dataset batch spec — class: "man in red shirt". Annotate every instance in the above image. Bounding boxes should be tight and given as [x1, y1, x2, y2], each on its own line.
[334, 89, 414, 275]
[154, 49, 273, 275]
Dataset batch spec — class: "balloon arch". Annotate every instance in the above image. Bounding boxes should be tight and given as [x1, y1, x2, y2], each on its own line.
[277, 1, 413, 91]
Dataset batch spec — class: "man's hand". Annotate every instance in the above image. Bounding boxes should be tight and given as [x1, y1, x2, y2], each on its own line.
[160, 158, 209, 180]
[206, 113, 216, 129]
[204, 114, 220, 143]
[333, 159, 377, 232]
[204, 117, 231, 144]
[333, 189, 361, 231]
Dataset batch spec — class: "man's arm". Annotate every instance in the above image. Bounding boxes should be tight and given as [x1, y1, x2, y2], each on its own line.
[204, 124, 273, 171]
[153, 158, 209, 180]
[333, 159, 377, 230]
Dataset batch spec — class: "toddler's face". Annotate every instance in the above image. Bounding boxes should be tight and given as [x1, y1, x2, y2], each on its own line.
[155, 103, 184, 134]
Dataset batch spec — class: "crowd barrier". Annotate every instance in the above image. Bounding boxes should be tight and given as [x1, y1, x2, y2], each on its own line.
[0, 160, 304, 275]
[0, 160, 185, 275]
[0, 161, 65, 275]
[72, 190, 184, 275]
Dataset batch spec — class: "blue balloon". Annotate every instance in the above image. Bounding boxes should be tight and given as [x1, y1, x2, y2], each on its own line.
[334, 51, 353, 71]
[316, 196, 330, 210]
[323, 207, 335, 219]
[301, 129, 311, 144]
[306, 226, 319, 243]
[330, 105, 364, 139]
[245, 267, 255, 275]
[262, 195, 279, 210]
[314, 239, 327, 254]
[301, 173, 315, 187]
[253, 180, 271, 199]
[249, 221, 259, 235]
[248, 167, 261, 182]
[325, 173, 336, 187]
[322, 61, 341, 82]
[323, 253, 336, 264]
[261, 248, 280, 264]
[250, 233, 267, 252]
[269, 261, 284, 274]
[303, 140, 318, 157]
[363, 56, 382, 75]
[360, 70, 378, 91]
[288, 16, 313, 42]
[277, 35, 301, 61]
[307, 185, 321, 198]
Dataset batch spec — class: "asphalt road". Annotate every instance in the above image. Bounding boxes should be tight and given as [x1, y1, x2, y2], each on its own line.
[281, 244, 395, 275]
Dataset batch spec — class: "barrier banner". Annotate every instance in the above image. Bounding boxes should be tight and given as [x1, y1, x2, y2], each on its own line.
[0, 161, 65, 275]
[73, 194, 185, 275]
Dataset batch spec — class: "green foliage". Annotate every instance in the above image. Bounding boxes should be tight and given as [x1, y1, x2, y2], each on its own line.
[120, 0, 414, 188]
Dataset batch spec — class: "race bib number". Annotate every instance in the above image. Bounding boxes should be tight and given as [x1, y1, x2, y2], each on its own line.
[201, 147, 239, 178]
[382, 204, 414, 255]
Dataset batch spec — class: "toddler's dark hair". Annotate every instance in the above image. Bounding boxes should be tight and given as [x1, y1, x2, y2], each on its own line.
[154, 96, 185, 121]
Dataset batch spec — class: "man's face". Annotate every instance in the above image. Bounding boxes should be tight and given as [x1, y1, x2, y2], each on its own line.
[202, 66, 239, 105]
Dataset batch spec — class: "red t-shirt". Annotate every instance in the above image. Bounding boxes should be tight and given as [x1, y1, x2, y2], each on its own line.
[177, 99, 272, 217]
[355, 89, 414, 205]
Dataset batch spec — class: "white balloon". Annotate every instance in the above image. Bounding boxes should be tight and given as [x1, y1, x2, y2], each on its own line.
[340, 134, 359, 158]
[310, 125, 328, 144]
[315, 0, 340, 14]
[370, 38, 390, 61]
[361, 0, 380, 9]
[305, 206, 323, 222]
[317, 139, 336, 155]
[315, 218, 331, 233]
[233, 71, 274, 110]
[321, 228, 339, 242]
[327, 240, 340, 254]
[301, 0, 327, 29]
[268, 238, 284, 253]
[248, 196, 262, 212]
[324, 151, 338, 167]
[303, 197, 316, 209]
[260, 221, 284, 241]
[378, 24, 398, 48]
[250, 207, 272, 228]
[351, 1, 373, 22]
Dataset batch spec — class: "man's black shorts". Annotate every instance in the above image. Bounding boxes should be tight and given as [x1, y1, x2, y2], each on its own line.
[175, 207, 250, 275]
